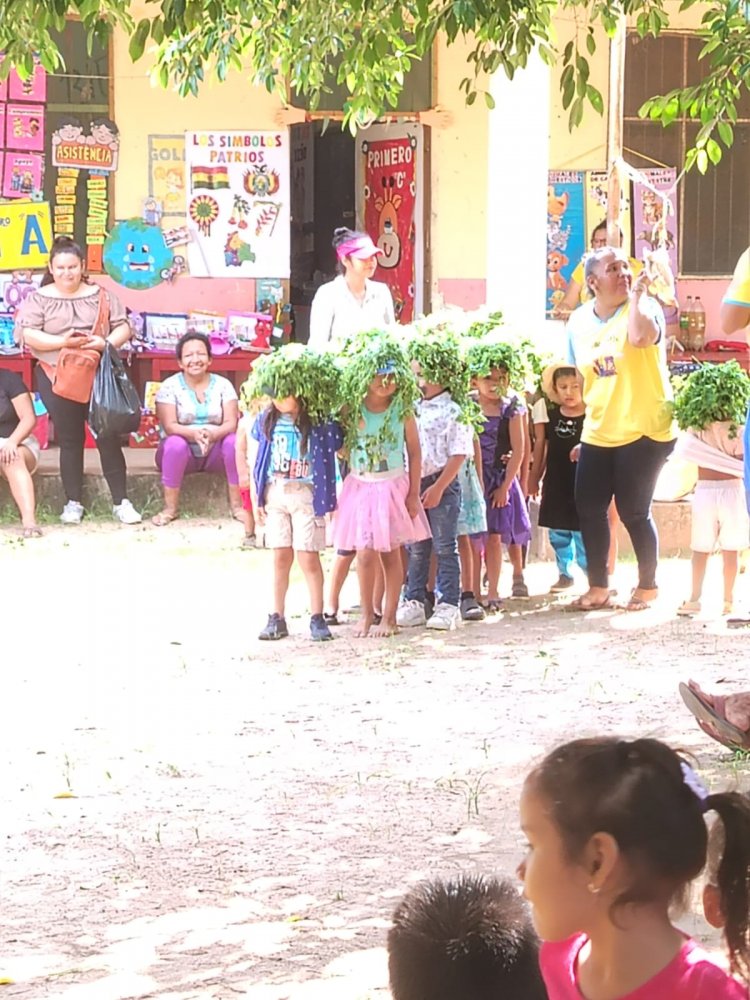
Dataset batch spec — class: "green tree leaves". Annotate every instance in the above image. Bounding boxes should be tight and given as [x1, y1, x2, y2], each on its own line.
[0, 0, 747, 167]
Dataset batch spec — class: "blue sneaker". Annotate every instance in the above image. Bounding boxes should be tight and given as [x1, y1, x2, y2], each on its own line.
[310, 613, 333, 642]
[259, 613, 289, 640]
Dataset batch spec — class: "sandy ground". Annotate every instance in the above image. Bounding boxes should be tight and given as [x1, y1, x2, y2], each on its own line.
[1, 520, 749, 1000]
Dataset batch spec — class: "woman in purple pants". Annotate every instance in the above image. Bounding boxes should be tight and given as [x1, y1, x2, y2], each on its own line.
[153, 331, 242, 525]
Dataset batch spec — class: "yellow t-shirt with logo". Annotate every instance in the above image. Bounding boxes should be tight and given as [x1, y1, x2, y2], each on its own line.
[566, 300, 676, 447]
[723, 247, 750, 308]
[571, 257, 643, 304]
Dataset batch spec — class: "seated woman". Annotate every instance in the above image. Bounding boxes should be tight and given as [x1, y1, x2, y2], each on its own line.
[0, 368, 41, 536]
[153, 331, 244, 526]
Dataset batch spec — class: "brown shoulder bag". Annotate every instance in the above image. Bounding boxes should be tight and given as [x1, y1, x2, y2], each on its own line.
[53, 290, 110, 404]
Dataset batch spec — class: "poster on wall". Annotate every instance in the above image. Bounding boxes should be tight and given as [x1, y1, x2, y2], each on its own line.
[633, 167, 678, 277]
[361, 134, 418, 323]
[8, 62, 47, 103]
[5, 103, 45, 152]
[148, 134, 186, 218]
[184, 130, 290, 278]
[0, 201, 53, 271]
[2, 150, 43, 198]
[584, 169, 632, 249]
[546, 171, 586, 316]
[51, 116, 120, 171]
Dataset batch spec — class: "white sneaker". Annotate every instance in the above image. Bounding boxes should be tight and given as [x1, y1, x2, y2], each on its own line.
[396, 599, 427, 627]
[113, 499, 143, 525]
[60, 500, 84, 525]
[426, 602, 461, 631]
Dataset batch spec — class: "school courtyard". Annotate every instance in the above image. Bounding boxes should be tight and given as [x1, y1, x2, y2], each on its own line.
[2, 520, 748, 999]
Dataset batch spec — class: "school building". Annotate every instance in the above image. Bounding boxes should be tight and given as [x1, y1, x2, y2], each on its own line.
[1, 2, 747, 347]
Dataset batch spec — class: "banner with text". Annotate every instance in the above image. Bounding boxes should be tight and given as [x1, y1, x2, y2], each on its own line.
[185, 130, 290, 278]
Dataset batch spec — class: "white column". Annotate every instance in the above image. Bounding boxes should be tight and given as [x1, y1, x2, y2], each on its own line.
[486, 55, 550, 329]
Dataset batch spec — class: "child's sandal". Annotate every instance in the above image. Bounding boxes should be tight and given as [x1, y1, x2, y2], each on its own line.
[677, 600, 701, 617]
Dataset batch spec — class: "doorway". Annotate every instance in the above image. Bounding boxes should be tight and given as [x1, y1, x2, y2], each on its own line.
[289, 123, 355, 343]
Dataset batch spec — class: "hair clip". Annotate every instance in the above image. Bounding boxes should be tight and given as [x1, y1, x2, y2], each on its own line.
[680, 761, 710, 811]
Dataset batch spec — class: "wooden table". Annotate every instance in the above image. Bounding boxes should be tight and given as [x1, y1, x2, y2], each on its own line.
[672, 349, 750, 371]
[0, 353, 34, 385]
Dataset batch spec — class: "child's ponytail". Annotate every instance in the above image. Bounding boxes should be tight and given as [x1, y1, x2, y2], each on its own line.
[707, 791, 750, 980]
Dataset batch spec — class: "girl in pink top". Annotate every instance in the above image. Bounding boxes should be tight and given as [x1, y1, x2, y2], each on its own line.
[517, 737, 750, 999]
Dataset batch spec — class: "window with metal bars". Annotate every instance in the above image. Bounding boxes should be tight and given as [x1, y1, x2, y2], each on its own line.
[624, 31, 750, 276]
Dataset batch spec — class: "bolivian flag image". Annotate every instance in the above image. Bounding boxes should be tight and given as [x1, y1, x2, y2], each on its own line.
[191, 165, 230, 190]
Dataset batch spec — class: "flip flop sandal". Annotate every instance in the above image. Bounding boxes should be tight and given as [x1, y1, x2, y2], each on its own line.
[152, 511, 180, 527]
[22, 526, 43, 538]
[563, 595, 613, 612]
[678, 682, 748, 749]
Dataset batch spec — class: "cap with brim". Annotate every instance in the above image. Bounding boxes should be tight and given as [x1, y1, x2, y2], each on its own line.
[377, 360, 397, 375]
[337, 235, 383, 260]
[541, 361, 578, 403]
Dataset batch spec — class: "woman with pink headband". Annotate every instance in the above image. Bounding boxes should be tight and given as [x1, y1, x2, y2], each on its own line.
[308, 227, 395, 350]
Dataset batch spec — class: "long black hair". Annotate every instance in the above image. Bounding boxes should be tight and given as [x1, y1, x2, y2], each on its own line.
[263, 399, 313, 456]
[530, 737, 750, 979]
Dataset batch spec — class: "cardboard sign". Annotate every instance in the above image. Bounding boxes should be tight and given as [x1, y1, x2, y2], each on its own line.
[0, 202, 53, 271]
[51, 117, 120, 172]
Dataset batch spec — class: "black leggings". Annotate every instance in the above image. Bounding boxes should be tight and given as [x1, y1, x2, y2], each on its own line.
[36, 365, 127, 505]
[575, 436, 675, 590]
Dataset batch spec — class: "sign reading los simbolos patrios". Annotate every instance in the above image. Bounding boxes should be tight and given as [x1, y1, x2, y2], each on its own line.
[185, 130, 290, 278]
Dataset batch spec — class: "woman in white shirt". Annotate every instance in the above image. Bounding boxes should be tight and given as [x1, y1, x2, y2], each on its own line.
[308, 228, 395, 350]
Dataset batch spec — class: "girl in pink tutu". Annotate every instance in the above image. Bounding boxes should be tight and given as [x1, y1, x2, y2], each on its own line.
[334, 334, 431, 637]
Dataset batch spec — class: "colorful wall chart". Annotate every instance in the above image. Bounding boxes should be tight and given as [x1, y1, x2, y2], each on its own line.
[184, 130, 290, 278]
[546, 171, 586, 316]
[0, 58, 48, 217]
[362, 135, 418, 324]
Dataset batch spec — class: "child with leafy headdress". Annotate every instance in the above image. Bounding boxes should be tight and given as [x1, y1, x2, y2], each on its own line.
[239, 344, 343, 643]
[672, 361, 750, 617]
[467, 335, 533, 610]
[395, 323, 479, 630]
[332, 329, 430, 637]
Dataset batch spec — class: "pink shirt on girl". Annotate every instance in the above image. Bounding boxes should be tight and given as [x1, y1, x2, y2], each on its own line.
[541, 934, 748, 1000]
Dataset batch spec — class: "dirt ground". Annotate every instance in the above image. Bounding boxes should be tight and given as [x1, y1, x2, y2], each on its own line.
[2, 520, 749, 1000]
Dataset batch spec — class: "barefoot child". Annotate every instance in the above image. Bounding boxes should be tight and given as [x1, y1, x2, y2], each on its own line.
[397, 329, 475, 631]
[532, 363, 587, 593]
[334, 332, 430, 637]
[518, 736, 750, 998]
[467, 338, 532, 610]
[243, 345, 342, 642]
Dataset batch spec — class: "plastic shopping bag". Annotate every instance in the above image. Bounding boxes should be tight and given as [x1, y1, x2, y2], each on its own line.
[89, 344, 142, 438]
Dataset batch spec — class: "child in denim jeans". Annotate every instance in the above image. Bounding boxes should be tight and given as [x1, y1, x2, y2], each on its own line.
[398, 333, 474, 631]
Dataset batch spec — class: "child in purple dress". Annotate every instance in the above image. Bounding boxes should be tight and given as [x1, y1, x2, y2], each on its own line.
[474, 362, 532, 609]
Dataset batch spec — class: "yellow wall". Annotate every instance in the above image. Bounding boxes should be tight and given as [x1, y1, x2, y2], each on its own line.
[430, 36, 490, 284]
[109, 19, 490, 304]
[111, 29, 279, 220]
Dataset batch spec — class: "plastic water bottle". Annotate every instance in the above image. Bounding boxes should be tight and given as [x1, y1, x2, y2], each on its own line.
[692, 297, 706, 351]
[679, 295, 693, 349]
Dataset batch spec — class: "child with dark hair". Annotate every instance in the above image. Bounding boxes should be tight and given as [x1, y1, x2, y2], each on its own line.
[388, 874, 548, 1000]
[518, 736, 750, 998]
[531, 362, 587, 593]
[243, 345, 343, 642]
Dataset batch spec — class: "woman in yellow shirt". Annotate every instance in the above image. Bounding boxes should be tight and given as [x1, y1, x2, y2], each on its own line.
[566, 247, 676, 610]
